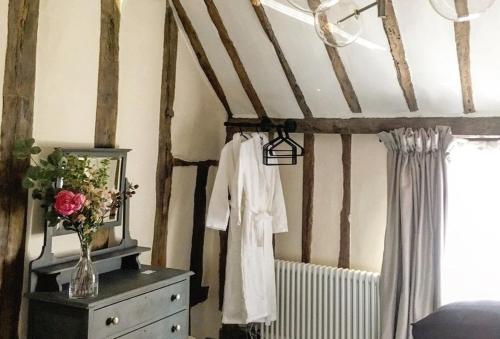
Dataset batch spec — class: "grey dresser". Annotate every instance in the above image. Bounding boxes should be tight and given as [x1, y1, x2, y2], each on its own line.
[27, 149, 194, 338]
[27, 266, 192, 339]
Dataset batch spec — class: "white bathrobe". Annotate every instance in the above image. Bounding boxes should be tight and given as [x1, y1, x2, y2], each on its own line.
[206, 133, 288, 325]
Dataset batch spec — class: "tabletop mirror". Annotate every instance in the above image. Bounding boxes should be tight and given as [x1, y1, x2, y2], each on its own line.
[29, 148, 148, 293]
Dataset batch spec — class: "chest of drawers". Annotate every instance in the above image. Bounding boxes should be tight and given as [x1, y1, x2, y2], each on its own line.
[27, 266, 192, 339]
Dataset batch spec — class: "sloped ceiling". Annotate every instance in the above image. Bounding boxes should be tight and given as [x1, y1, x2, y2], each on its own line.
[175, 0, 500, 119]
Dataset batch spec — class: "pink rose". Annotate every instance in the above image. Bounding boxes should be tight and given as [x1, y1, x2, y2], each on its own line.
[54, 190, 86, 217]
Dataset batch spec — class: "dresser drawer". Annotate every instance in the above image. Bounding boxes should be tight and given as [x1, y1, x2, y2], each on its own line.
[92, 280, 188, 338]
[118, 311, 188, 339]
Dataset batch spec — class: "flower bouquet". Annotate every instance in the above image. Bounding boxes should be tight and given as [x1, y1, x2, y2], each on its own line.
[15, 139, 138, 298]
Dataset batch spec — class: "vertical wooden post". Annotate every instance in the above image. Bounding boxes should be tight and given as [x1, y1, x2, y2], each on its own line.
[338, 134, 351, 268]
[218, 133, 232, 311]
[189, 165, 210, 306]
[151, 3, 178, 267]
[301, 133, 315, 263]
[94, 0, 120, 148]
[93, 0, 121, 250]
[0, 0, 40, 337]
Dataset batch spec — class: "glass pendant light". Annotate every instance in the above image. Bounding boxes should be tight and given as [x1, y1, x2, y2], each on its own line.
[286, 0, 327, 12]
[429, 0, 496, 21]
[314, 0, 362, 47]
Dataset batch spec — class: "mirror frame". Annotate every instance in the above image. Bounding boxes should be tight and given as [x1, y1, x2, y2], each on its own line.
[51, 148, 130, 236]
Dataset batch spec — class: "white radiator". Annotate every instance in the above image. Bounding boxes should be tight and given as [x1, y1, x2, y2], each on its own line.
[261, 260, 380, 339]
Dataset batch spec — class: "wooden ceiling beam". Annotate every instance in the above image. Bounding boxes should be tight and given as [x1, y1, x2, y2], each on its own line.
[308, 0, 362, 113]
[204, 0, 267, 118]
[172, 0, 233, 118]
[454, 0, 475, 114]
[382, 0, 418, 112]
[228, 117, 500, 135]
[325, 47, 362, 113]
[250, 0, 314, 118]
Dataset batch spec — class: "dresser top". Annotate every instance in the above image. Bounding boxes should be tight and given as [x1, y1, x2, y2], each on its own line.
[27, 266, 192, 309]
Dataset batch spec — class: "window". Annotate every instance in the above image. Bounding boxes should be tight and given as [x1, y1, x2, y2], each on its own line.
[442, 139, 500, 304]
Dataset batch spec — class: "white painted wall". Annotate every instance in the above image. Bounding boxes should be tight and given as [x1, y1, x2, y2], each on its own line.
[275, 134, 386, 273]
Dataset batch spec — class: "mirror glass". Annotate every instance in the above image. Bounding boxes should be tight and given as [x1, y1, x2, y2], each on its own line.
[86, 156, 122, 224]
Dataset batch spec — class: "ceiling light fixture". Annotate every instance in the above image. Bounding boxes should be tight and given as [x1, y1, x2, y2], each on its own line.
[262, 0, 387, 50]
[429, 0, 496, 22]
[286, 0, 496, 48]
[285, 0, 326, 13]
[313, 0, 386, 47]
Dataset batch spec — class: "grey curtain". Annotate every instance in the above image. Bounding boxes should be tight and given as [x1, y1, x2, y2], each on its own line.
[378, 127, 453, 339]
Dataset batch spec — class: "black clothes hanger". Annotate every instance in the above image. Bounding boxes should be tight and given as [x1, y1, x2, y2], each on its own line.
[263, 127, 302, 166]
[239, 126, 249, 140]
[224, 118, 304, 166]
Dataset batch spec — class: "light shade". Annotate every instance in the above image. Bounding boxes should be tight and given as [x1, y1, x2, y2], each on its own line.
[429, 0, 496, 21]
[286, 0, 327, 12]
[314, 0, 362, 47]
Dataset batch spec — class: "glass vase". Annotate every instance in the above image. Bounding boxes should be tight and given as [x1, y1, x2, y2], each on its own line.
[69, 241, 98, 299]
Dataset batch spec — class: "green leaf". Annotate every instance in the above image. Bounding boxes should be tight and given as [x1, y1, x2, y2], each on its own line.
[45, 210, 60, 227]
[22, 177, 35, 189]
[48, 148, 64, 166]
[30, 146, 41, 155]
[26, 166, 41, 179]
[25, 138, 35, 148]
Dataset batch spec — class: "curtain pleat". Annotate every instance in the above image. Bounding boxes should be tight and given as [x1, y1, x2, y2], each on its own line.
[378, 127, 453, 339]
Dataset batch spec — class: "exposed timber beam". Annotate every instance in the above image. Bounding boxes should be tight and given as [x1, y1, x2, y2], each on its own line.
[93, 0, 121, 250]
[172, 0, 233, 118]
[250, 0, 314, 118]
[382, 0, 418, 112]
[338, 134, 351, 268]
[95, 0, 120, 148]
[0, 0, 40, 336]
[190, 165, 210, 307]
[218, 133, 232, 311]
[308, 0, 361, 113]
[454, 0, 475, 114]
[204, 0, 267, 118]
[173, 158, 218, 167]
[227, 117, 500, 135]
[301, 133, 314, 263]
[151, 3, 178, 268]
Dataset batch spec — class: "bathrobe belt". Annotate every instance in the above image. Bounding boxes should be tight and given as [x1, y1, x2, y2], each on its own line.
[250, 210, 272, 247]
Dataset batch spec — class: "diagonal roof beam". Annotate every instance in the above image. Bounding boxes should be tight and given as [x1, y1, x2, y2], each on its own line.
[250, 0, 314, 118]
[381, 0, 418, 112]
[454, 0, 475, 113]
[308, 0, 361, 113]
[204, 0, 267, 118]
[172, 0, 233, 118]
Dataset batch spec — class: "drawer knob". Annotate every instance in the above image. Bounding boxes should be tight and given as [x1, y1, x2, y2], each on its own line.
[171, 294, 181, 302]
[171, 324, 182, 333]
[106, 316, 120, 326]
